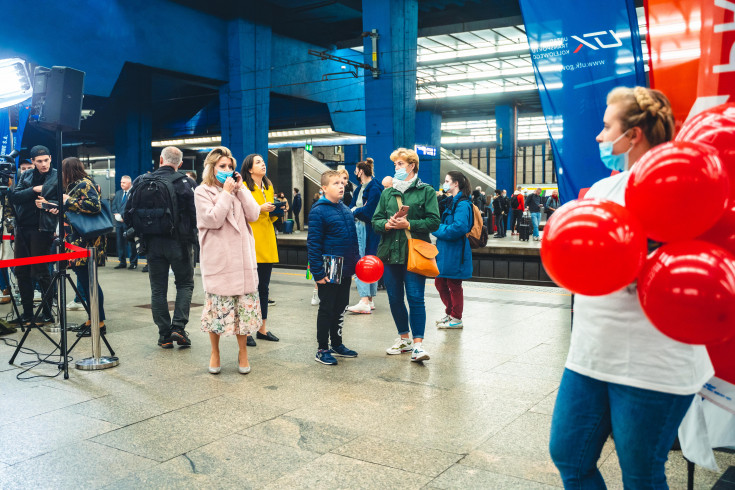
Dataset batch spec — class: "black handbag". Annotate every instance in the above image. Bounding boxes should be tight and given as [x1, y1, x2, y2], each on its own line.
[65, 185, 114, 239]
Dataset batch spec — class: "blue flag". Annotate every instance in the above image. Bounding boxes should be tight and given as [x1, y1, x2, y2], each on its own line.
[519, 0, 646, 203]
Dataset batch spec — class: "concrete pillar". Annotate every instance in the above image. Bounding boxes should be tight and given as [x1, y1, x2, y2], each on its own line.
[113, 66, 153, 184]
[220, 19, 271, 164]
[415, 110, 442, 187]
[495, 105, 517, 231]
[362, 0, 418, 181]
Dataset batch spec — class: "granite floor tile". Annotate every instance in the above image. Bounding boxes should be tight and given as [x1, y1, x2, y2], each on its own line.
[453, 371, 559, 399]
[428, 464, 561, 489]
[0, 380, 96, 427]
[331, 435, 462, 477]
[529, 390, 558, 416]
[489, 360, 564, 381]
[461, 411, 562, 486]
[0, 411, 120, 465]
[0, 440, 156, 490]
[245, 414, 361, 454]
[91, 395, 289, 462]
[265, 453, 433, 489]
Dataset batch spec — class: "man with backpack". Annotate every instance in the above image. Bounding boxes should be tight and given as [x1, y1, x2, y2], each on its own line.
[124, 146, 197, 349]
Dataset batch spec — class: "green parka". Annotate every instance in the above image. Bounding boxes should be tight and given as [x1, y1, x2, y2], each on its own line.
[371, 178, 440, 265]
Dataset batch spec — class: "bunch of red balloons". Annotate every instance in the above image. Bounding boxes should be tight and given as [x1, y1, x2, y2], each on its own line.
[542, 103, 735, 354]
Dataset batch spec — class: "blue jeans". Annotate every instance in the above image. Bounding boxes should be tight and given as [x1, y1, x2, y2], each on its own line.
[550, 369, 694, 489]
[0, 268, 8, 290]
[383, 264, 426, 339]
[355, 221, 377, 298]
[531, 212, 541, 237]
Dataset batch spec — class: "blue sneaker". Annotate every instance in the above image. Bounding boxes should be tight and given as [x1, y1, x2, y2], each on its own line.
[330, 344, 358, 358]
[315, 349, 338, 365]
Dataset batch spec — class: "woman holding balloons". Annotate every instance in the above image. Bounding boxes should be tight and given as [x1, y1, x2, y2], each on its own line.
[346, 158, 384, 314]
[372, 148, 440, 362]
[547, 87, 715, 489]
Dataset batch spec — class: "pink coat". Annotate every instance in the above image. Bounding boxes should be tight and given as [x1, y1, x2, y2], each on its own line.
[194, 184, 262, 296]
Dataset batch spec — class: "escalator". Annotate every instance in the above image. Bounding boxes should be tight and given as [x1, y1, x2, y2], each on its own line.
[440, 148, 496, 192]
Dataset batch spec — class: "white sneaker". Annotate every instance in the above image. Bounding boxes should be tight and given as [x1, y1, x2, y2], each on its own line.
[369, 300, 375, 310]
[386, 337, 413, 355]
[311, 290, 320, 306]
[33, 291, 42, 303]
[411, 343, 430, 362]
[347, 301, 371, 314]
[66, 300, 85, 311]
[437, 317, 463, 329]
[435, 315, 450, 325]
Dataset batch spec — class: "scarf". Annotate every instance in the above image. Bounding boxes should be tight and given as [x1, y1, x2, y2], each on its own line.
[393, 175, 417, 194]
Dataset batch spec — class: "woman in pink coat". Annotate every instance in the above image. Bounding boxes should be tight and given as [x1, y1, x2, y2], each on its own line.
[194, 146, 262, 375]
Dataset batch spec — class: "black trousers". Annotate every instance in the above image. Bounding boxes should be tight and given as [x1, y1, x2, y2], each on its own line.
[495, 213, 506, 236]
[147, 237, 194, 337]
[115, 224, 137, 265]
[316, 277, 351, 350]
[511, 209, 524, 233]
[293, 210, 301, 231]
[14, 228, 54, 315]
[257, 263, 273, 320]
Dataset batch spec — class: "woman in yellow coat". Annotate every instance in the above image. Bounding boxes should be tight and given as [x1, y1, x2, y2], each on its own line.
[241, 154, 280, 346]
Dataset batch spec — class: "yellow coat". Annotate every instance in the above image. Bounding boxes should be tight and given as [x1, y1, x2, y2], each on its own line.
[248, 182, 279, 263]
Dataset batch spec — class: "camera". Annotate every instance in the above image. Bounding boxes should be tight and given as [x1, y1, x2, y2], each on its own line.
[0, 150, 19, 192]
[124, 227, 137, 242]
[124, 227, 147, 256]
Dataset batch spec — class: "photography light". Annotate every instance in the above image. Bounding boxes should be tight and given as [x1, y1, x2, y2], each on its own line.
[0, 58, 32, 109]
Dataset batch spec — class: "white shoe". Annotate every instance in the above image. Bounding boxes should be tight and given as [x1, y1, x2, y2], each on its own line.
[437, 317, 463, 329]
[411, 344, 430, 362]
[347, 301, 371, 314]
[369, 300, 375, 310]
[311, 290, 320, 306]
[66, 300, 85, 311]
[33, 291, 42, 303]
[386, 337, 413, 355]
[435, 315, 450, 325]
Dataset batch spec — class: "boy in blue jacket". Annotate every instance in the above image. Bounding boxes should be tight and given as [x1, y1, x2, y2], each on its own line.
[307, 170, 361, 365]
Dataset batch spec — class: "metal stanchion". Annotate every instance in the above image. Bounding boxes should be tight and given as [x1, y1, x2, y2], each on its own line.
[76, 247, 119, 370]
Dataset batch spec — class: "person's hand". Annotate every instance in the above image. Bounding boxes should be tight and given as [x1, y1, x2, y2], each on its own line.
[114, 213, 123, 222]
[390, 217, 410, 229]
[62, 194, 69, 204]
[316, 277, 327, 284]
[35, 196, 47, 209]
[32, 185, 43, 193]
[223, 177, 236, 194]
[260, 202, 275, 213]
[48, 207, 58, 215]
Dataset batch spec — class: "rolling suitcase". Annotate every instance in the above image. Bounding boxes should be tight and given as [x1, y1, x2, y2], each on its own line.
[518, 213, 531, 241]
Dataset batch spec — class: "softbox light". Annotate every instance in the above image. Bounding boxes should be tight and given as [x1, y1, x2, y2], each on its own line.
[0, 58, 32, 109]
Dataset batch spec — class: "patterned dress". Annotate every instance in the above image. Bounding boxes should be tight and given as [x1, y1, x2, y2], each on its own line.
[64, 177, 107, 268]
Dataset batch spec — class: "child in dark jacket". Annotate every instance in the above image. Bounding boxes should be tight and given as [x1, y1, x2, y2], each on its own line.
[307, 170, 360, 365]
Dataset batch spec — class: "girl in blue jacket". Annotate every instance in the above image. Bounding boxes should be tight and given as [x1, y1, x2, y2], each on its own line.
[433, 171, 473, 329]
[347, 158, 384, 314]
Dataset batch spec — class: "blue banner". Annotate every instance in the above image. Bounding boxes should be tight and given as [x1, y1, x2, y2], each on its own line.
[0, 108, 10, 158]
[519, 0, 646, 203]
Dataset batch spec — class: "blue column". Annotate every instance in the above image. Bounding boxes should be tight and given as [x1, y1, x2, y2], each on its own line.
[343, 144, 361, 165]
[362, 0, 418, 181]
[220, 19, 271, 163]
[113, 65, 152, 184]
[495, 105, 516, 195]
[415, 110, 441, 187]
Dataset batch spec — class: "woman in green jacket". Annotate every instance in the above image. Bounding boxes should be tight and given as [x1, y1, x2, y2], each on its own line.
[372, 148, 440, 362]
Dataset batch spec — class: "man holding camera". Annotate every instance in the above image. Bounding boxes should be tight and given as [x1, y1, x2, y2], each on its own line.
[125, 146, 197, 349]
[8, 146, 58, 325]
[111, 175, 137, 270]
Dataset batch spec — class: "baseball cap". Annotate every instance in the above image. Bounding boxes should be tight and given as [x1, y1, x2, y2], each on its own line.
[20, 159, 32, 165]
[29, 145, 50, 159]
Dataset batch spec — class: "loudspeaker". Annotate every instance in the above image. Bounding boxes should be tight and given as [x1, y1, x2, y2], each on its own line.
[30, 66, 85, 132]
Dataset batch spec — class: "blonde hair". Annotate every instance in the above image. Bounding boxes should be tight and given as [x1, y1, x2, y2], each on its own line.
[337, 168, 349, 178]
[321, 170, 341, 186]
[202, 146, 237, 186]
[390, 148, 419, 173]
[607, 87, 675, 147]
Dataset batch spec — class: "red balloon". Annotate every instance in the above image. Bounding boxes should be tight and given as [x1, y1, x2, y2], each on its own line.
[697, 204, 735, 257]
[540, 199, 647, 296]
[625, 141, 729, 242]
[676, 103, 735, 199]
[707, 337, 735, 385]
[355, 255, 384, 284]
[638, 241, 735, 345]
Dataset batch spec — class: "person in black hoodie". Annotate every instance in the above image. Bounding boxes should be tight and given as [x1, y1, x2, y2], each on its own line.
[8, 145, 59, 325]
[492, 190, 506, 237]
[307, 170, 360, 365]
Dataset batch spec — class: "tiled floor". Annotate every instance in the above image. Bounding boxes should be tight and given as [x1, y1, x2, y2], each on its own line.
[0, 264, 732, 489]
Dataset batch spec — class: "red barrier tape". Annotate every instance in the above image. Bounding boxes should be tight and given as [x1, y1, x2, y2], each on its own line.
[0, 235, 89, 267]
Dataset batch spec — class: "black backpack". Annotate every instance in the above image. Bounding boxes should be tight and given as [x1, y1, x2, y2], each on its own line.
[510, 194, 519, 208]
[126, 171, 186, 237]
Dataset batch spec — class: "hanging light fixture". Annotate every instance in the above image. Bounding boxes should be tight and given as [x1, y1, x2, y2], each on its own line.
[0, 58, 32, 109]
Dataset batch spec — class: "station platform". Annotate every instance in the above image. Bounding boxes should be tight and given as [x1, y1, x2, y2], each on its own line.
[0, 262, 732, 488]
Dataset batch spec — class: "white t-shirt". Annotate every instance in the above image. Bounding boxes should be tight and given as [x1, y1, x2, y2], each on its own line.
[567, 171, 714, 395]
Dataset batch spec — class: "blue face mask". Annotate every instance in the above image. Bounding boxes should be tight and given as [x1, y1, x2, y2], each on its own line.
[394, 168, 408, 181]
[216, 170, 233, 184]
[599, 131, 631, 172]
[442, 182, 451, 192]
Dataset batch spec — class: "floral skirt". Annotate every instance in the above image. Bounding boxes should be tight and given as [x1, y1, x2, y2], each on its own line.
[201, 292, 262, 336]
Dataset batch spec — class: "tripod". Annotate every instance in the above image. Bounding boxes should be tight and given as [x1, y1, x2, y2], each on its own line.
[8, 129, 115, 378]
